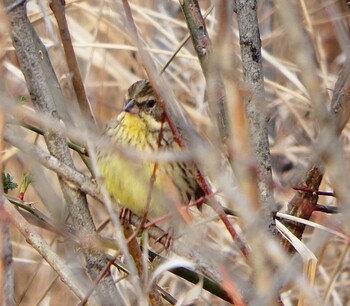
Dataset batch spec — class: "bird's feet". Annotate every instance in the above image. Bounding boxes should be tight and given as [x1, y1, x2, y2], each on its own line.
[119, 208, 133, 225]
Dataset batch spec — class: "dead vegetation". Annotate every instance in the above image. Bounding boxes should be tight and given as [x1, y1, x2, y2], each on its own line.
[1, 0, 350, 305]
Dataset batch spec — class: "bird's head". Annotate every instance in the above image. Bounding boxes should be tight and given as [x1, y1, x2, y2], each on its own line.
[123, 80, 165, 125]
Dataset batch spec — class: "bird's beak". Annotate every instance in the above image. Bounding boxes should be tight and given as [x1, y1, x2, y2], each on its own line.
[123, 99, 139, 114]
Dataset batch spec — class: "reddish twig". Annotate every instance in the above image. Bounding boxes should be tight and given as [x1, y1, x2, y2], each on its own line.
[50, 0, 95, 123]
[280, 167, 323, 253]
[293, 186, 336, 197]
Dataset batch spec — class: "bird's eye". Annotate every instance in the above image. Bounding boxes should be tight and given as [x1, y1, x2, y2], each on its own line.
[146, 99, 156, 108]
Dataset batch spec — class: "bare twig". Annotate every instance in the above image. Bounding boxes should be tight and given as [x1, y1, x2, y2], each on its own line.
[4, 131, 101, 201]
[4, 1, 119, 302]
[314, 205, 339, 214]
[0, 107, 14, 306]
[127, 213, 223, 284]
[0, 8, 15, 302]
[236, 0, 275, 228]
[280, 167, 323, 253]
[235, 1, 279, 304]
[179, 0, 229, 140]
[292, 186, 335, 197]
[123, 223, 163, 306]
[3, 197, 93, 303]
[178, 0, 211, 75]
[50, 0, 95, 123]
[276, 1, 350, 252]
[160, 4, 215, 75]
[9, 119, 88, 155]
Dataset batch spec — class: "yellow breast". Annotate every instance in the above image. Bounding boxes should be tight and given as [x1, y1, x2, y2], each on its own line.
[98, 112, 180, 218]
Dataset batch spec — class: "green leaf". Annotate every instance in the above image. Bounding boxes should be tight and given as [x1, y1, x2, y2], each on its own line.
[2, 172, 18, 194]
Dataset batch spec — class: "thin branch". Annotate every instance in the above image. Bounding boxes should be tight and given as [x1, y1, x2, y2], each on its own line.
[127, 213, 223, 284]
[292, 186, 335, 197]
[49, 0, 95, 123]
[280, 167, 323, 253]
[314, 205, 339, 214]
[9, 119, 88, 155]
[148, 249, 234, 304]
[236, 0, 275, 227]
[235, 1, 281, 304]
[0, 106, 14, 306]
[179, 0, 229, 140]
[179, 0, 211, 75]
[2, 197, 93, 303]
[4, 131, 101, 201]
[160, 4, 215, 75]
[276, 1, 350, 254]
[4, 128, 237, 288]
[123, 223, 163, 306]
[4, 1, 119, 302]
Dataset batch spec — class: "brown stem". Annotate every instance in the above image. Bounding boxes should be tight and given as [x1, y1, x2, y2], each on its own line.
[124, 224, 163, 306]
[49, 0, 95, 123]
[179, 0, 229, 140]
[292, 186, 335, 197]
[280, 167, 323, 253]
[4, 0, 119, 302]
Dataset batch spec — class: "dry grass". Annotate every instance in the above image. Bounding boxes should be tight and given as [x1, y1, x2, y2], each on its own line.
[2, 0, 350, 305]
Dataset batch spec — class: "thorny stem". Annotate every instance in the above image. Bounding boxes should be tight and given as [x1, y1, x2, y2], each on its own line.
[292, 186, 335, 197]
[78, 255, 118, 306]
[160, 4, 215, 75]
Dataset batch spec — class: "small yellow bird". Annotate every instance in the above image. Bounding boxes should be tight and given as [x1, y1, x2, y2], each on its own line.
[97, 80, 204, 222]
